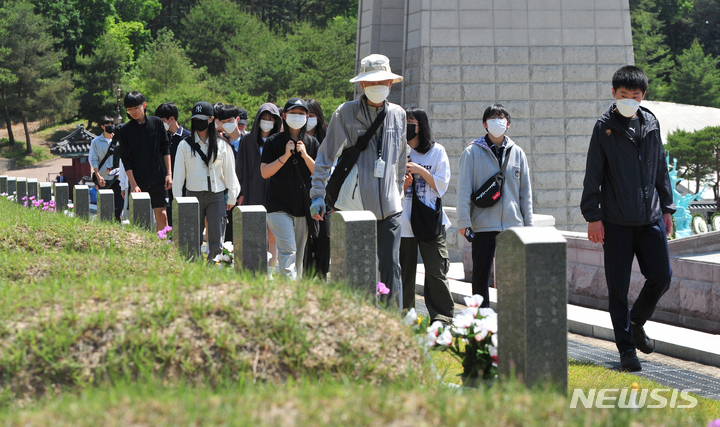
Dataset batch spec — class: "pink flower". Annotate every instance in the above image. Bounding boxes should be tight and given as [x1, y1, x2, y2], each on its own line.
[464, 295, 484, 308]
[427, 321, 443, 336]
[436, 329, 453, 346]
[708, 420, 720, 427]
[376, 282, 390, 295]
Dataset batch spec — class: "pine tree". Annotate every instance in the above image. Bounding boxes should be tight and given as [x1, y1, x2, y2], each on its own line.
[666, 39, 720, 107]
[631, 0, 674, 99]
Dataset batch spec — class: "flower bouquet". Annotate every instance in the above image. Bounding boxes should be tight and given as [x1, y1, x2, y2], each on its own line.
[157, 225, 172, 242]
[406, 294, 498, 386]
[213, 241, 234, 268]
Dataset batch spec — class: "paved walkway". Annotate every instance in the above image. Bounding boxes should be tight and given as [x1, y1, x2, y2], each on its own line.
[4, 157, 71, 182]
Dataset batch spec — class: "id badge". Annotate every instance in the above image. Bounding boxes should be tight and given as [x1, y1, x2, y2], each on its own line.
[374, 158, 385, 178]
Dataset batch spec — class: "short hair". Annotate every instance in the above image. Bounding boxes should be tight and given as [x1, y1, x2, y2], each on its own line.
[99, 116, 114, 126]
[215, 104, 241, 121]
[405, 107, 434, 154]
[482, 104, 511, 123]
[612, 65, 648, 93]
[123, 91, 145, 108]
[155, 102, 179, 120]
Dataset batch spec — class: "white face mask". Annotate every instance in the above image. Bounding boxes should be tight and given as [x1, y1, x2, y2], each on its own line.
[616, 98, 641, 118]
[163, 122, 170, 132]
[222, 121, 237, 134]
[486, 118, 508, 138]
[364, 85, 390, 104]
[285, 113, 307, 130]
[259, 120, 274, 133]
[307, 117, 318, 131]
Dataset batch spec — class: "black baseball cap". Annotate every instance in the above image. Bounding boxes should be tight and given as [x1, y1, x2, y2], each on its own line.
[238, 108, 248, 124]
[190, 101, 213, 120]
[283, 98, 308, 113]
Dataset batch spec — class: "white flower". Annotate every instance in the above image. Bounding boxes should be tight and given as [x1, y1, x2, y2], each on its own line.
[464, 294, 484, 308]
[213, 254, 223, 263]
[474, 326, 489, 342]
[121, 219, 130, 225]
[436, 329, 453, 346]
[478, 308, 495, 318]
[488, 344, 497, 358]
[453, 313, 474, 329]
[403, 308, 418, 326]
[422, 331, 437, 347]
[221, 254, 231, 263]
[491, 333, 498, 348]
[223, 241, 234, 252]
[474, 313, 498, 333]
[427, 321, 443, 336]
[453, 327, 468, 337]
[462, 307, 479, 318]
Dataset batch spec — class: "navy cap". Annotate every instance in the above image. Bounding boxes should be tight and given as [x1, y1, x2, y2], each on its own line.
[190, 101, 213, 120]
[283, 97, 308, 113]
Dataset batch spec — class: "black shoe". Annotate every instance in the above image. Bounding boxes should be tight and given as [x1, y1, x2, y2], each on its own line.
[620, 349, 642, 372]
[632, 322, 655, 354]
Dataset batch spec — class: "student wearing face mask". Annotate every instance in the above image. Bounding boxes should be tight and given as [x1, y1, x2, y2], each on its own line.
[457, 104, 533, 309]
[260, 98, 320, 280]
[581, 66, 674, 373]
[89, 116, 124, 221]
[215, 104, 245, 242]
[173, 101, 241, 263]
[309, 54, 408, 308]
[236, 102, 283, 271]
[156, 102, 191, 227]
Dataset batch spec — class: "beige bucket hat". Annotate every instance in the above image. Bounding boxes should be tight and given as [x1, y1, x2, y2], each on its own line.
[349, 54, 403, 83]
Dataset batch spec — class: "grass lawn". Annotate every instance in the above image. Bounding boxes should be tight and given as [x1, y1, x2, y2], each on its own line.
[0, 198, 717, 426]
[0, 139, 53, 168]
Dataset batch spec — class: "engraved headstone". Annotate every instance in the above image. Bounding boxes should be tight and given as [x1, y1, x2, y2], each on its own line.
[330, 211, 378, 295]
[173, 196, 200, 260]
[27, 178, 39, 201]
[233, 205, 268, 274]
[496, 227, 568, 391]
[0, 175, 7, 194]
[73, 185, 90, 219]
[97, 189, 115, 222]
[39, 182, 52, 204]
[16, 178, 27, 205]
[54, 183, 69, 213]
[130, 192, 153, 231]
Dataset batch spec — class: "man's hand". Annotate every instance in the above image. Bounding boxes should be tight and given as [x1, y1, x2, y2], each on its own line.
[131, 185, 141, 193]
[295, 140, 307, 158]
[226, 203, 234, 211]
[237, 195, 243, 206]
[164, 174, 172, 190]
[310, 197, 326, 221]
[121, 189, 126, 199]
[587, 221, 605, 245]
[663, 212, 673, 237]
[403, 173, 413, 190]
[96, 173, 105, 188]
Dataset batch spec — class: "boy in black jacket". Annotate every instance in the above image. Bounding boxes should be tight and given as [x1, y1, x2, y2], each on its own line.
[119, 91, 172, 232]
[581, 66, 675, 372]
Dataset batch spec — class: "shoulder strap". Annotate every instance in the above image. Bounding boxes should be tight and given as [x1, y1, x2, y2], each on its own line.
[355, 107, 387, 152]
[97, 140, 115, 169]
[499, 145, 512, 176]
[187, 139, 209, 165]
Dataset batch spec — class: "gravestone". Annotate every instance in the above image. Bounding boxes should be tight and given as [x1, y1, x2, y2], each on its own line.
[54, 183, 69, 213]
[39, 182, 52, 204]
[16, 178, 27, 205]
[27, 178, 39, 201]
[330, 211, 378, 295]
[173, 196, 200, 260]
[232, 205, 268, 274]
[7, 177, 16, 197]
[496, 226, 568, 391]
[73, 185, 90, 219]
[0, 175, 7, 194]
[97, 189, 115, 222]
[130, 192, 153, 231]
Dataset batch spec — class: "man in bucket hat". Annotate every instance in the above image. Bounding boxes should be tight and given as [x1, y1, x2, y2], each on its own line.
[310, 54, 408, 309]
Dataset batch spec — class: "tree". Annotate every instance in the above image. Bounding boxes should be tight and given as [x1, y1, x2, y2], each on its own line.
[666, 39, 720, 107]
[684, 0, 720, 57]
[631, 0, 674, 100]
[666, 126, 720, 196]
[0, 1, 76, 153]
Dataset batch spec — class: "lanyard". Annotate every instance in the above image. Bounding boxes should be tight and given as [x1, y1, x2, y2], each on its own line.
[364, 101, 384, 159]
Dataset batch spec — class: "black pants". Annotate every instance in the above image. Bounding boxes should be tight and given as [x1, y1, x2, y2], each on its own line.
[400, 229, 454, 324]
[108, 179, 123, 222]
[377, 212, 402, 309]
[471, 231, 500, 308]
[603, 220, 672, 353]
[304, 213, 330, 279]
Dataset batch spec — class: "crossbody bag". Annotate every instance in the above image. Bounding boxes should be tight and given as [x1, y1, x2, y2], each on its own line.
[471, 146, 512, 208]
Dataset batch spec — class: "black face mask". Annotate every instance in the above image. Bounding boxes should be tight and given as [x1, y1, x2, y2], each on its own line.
[406, 124, 417, 142]
[104, 125, 114, 134]
[193, 119, 209, 132]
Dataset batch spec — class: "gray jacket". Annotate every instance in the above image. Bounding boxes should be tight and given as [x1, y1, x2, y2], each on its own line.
[456, 136, 533, 232]
[310, 98, 408, 220]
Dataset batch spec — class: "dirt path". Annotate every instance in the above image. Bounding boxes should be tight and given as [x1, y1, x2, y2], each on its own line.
[0, 121, 50, 149]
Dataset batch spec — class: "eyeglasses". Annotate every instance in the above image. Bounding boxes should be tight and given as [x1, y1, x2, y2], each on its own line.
[126, 106, 143, 114]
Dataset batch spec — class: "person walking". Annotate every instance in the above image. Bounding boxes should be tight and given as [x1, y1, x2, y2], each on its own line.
[399, 107, 454, 324]
[457, 104, 534, 308]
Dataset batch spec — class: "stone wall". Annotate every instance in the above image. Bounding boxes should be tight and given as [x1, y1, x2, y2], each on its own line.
[357, 0, 635, 231]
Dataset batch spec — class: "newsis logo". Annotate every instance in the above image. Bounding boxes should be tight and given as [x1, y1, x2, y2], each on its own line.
[476, 181, 497, 201]
[570, 385, 699, 409]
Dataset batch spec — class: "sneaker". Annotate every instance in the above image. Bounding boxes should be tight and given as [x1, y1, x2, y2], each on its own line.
[632, 321, 655, 354]
[620, 349, 642, 372]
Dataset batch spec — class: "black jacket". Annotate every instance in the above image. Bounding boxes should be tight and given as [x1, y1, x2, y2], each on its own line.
[119, 115, 171, 190]
[581, 105, 675, 226]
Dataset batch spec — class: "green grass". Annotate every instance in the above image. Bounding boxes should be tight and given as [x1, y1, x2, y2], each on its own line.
[0, 197, 718, 426]
[0, 139, 53, 168]
[34, 119, 87, 143]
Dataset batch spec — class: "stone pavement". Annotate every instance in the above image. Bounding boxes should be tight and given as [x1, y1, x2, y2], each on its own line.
[4, 157, 71, 182]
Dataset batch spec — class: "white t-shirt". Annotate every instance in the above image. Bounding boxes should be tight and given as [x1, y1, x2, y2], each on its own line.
[401, 142, 451, 238]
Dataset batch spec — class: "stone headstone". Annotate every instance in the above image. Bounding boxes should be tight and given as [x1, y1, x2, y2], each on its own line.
[26, 178, 39, 202]
[173, 196, 200, 260]
[15, 178, 27, 205]
[7, 177, 16, 197]
[97, 189, 115, 222]
[54, 183, 69, 213]
[73, 185, 90, 219]
[330, 211, 378, 295]
[496, 226, 568, 391]
[0, 175, 7, 194]
[232, 205, 268, 273]
[130, 192, 153, 231]
[39, 182, 52, 204]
